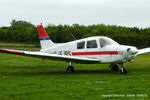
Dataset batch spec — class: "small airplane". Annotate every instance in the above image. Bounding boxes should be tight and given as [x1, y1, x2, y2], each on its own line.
[0, 24, 150, 74]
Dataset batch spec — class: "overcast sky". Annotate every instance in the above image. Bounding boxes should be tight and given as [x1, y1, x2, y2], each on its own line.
[0, 0, 150, 28]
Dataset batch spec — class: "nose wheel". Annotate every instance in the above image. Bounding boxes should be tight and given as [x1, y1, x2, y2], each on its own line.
[120, 64, 127, 74]
[109, 63, 127, 74]
[67, 62, 74, 73]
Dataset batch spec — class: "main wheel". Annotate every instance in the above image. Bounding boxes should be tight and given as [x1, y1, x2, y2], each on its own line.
[120, 68, 127, 74]
[67, 66, 74, 73]
[110, 64, 119, 71]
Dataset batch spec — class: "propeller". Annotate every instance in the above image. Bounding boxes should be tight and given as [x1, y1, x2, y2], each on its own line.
[126, 47, 138, 62]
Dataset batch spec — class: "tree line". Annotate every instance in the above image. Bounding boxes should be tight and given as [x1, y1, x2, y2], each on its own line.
[0, 19, 150, 48]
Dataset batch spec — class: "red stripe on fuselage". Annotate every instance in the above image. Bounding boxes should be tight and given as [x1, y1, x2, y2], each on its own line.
[72, 51, 119, 56]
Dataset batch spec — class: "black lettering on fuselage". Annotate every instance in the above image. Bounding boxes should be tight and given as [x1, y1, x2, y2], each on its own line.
[55, 51, 72, 56]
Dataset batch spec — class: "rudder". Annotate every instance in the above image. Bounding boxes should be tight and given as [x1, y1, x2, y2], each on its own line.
[37, 24, 55, 50]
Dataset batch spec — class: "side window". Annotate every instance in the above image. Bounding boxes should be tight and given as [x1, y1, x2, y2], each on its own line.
[87, 40, 97, 48]
[77, 41, 85, 49]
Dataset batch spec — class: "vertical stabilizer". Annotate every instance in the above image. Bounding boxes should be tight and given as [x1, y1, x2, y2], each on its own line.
[37, 24, 55, 50]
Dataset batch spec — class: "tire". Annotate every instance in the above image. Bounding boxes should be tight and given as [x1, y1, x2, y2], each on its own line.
[67, 66, 74, 73]
[120, 68, 127, 74]
[111, 64, 119, 71]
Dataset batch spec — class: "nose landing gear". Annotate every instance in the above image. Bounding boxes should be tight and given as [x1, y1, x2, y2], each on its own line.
[110, 63, 127, 74]
[120, 63, 127, 74]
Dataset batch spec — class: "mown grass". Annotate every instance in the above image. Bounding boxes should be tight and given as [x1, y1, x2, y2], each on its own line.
[0, 42, 40, 51]
[0, 51, 150, 100]
[0, 42, 40, 48]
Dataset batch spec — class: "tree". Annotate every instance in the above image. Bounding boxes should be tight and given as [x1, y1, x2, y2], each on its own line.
[0, 19, 150, 48]
[10, 19, 35, 27]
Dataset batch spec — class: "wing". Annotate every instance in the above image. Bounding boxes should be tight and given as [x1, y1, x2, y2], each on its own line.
[0, 49, 101, 64]
[138, 48, 150, 55]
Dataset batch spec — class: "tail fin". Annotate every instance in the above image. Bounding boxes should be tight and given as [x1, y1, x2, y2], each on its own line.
[37, 24, 55, 50]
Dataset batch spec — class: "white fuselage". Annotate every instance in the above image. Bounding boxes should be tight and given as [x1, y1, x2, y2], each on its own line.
[40, 36, 138, 64]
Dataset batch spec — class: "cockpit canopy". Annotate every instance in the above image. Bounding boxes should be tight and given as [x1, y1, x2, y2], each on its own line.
[99, 37, 119, 48]
[77, 36, 119, 49]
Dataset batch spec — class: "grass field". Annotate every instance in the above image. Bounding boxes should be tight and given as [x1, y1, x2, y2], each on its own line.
[0, 48, 150, 100]
[0, 42, 40, 48]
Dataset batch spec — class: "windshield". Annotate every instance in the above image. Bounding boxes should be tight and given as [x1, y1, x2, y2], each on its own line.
[100, 37, 119, 48]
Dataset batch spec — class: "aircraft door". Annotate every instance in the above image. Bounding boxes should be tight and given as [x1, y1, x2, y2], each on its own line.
[86, 40, 100, 59]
